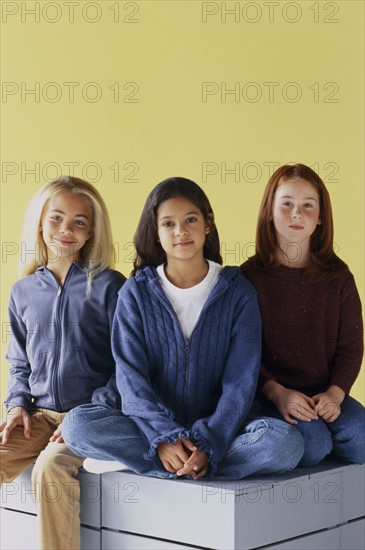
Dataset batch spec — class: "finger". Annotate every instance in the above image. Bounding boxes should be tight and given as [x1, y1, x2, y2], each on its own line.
[1, 427, 10, 444]
[302, 403, 318, 417]
[183, 452, 199, 468]
[176, 454, 199, 476]
[180, 438, 198, 452]
[286, 417, 299, 425]
[292, 410, 316, 422]
[176, 464, 195, 476]
[192, 465, 209, 480]
[315, 402, 331, 415]
[286, 407, 312, 422]
[325, 411, 340, 423]
[185, 461, 200, 472]
[180, 455, 206, 477]
[319, 401, 339, 418]
[282, 411, 298, 424]
[23, 415, 31, 439]
[319, 410, 332, 422]
[0, 421, 6, 434]
[300, 408, 318, 420]
[321, 413, 334, 423]
[170, 455, 185, 471]
[175, 446, 190, 466]
[49, 428, 61, 442]
[55, 436, 64, 444]
[164, 446, 186, 471]
[319, 406, 339, 422]
[303, 395, 316, 408]
[287, 403, 317, 421]
[161, 459, 176, 473]
[184, 452, 206, 473]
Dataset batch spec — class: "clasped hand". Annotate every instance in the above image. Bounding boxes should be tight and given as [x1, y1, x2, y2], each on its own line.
[274, 386, 344, 424]
[157, 437, 209, 480]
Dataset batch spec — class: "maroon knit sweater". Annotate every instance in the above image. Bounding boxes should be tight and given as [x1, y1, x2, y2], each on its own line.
[240, 258, 364, 396]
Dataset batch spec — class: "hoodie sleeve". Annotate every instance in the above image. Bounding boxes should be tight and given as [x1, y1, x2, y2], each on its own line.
[4, 289, 32, 411]
[112, 285, 189, 459]
[190, 293, 262, 472]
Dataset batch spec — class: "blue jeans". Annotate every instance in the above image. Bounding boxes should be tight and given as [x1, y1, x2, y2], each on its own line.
[62, 404, 304, 481]
[256, 396, 365, 467]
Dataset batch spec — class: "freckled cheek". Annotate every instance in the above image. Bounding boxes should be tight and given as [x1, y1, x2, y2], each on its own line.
[273, 211, 287, 223]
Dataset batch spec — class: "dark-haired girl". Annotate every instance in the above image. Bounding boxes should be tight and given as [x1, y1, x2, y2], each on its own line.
[62, 177, 303, 480]
[241, 164, 365, 467]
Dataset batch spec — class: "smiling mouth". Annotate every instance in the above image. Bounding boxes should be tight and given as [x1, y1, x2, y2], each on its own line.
[54, 238, 77, 245]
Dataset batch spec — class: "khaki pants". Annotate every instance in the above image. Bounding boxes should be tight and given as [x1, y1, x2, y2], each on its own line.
[0, 409, 85, 550]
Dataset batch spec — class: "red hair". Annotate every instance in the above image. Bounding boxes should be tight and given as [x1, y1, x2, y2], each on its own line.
[254, 164, 345, 276]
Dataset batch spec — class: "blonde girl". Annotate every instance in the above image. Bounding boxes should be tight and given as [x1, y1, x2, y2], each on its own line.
[0, 176, 125, 549]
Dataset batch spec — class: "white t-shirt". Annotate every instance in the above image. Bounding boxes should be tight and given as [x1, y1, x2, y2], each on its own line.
[156, 260, 223, 340]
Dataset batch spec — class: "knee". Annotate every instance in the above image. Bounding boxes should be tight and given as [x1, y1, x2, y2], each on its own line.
[333, 425, 365, 464]
[32, 454, 54, 487]
[60, 411, 76, 447]
[31, 450, 64, 484]
[61, 406, 89, 449]
[298, 421, 333, 467]
[267, 419, 305, 471]
[348, 447, 365, 465]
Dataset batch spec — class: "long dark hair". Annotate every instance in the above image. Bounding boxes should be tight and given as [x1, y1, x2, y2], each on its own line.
[254, 163, 346, 276]
[133, 177, 222, 275]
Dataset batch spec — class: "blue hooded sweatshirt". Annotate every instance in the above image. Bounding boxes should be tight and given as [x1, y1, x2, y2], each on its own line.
[103, 265, 261, 471]
[5, 262, 125, 412]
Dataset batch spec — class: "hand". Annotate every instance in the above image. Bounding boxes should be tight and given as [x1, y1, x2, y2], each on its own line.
[49, 425, 64, 443]
[0, 406, 31, 444]
[157, 437, 198, 473]
[176, 450, 209, 480]
[264, 382, 317, 424]
[312, 386, 345, 423]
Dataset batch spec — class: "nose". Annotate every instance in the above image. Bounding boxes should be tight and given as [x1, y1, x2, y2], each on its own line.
[175, 223, 188, 237]
[60, 221, 73, 235]
[292, 205, 303, 219]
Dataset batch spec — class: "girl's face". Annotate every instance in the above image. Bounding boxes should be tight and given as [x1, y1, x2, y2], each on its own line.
[157, 196, 210, 265]
[272, 177, 322, 254]
[41, 191, 92, 263]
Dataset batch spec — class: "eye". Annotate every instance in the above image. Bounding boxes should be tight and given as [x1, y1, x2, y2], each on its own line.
[50, 215, 62, 221]
[282, 202, 293, 208]
[303, 203, 314, 209]
[186, 217, 198, 224]
[74, 219, 86, 226]
[162, 221, 173, 228]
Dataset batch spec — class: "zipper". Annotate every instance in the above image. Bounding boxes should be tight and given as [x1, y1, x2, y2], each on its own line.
[184, 339, 190, 424]
[47, 263, 75, 411]
[149, 273, 230, 424]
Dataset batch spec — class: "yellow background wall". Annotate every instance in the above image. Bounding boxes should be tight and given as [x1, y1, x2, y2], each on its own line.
[1, 0, 364, 407]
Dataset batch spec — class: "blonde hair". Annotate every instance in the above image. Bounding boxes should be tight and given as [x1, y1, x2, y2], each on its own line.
[19, 176, 115, 294]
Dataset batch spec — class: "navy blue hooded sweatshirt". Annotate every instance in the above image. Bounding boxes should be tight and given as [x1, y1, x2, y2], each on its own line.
[98, 265, 261, 470]
[5, 262, 125, 412]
